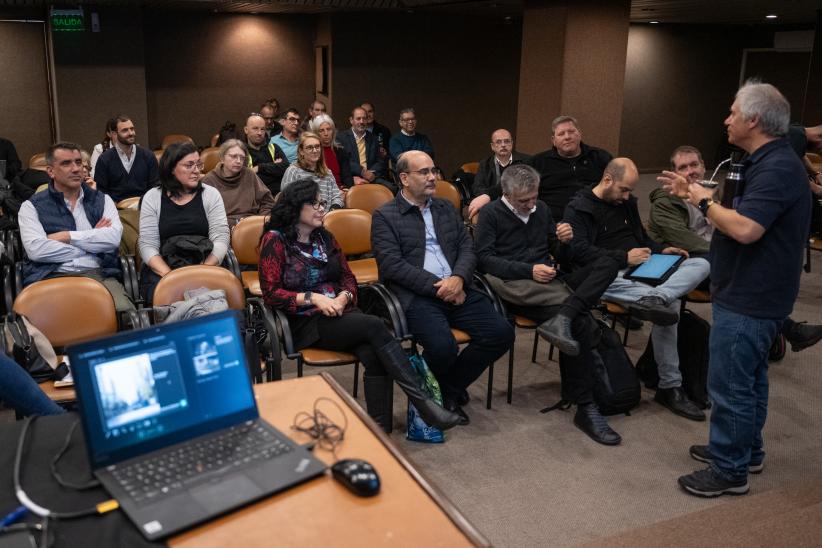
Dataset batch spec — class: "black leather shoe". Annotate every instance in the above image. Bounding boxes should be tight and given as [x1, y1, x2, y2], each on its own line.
[784, 321, 822, 352]
[573, 403, 622, 445]
[444, 399, 470, 426]
[654, 387, 705, 421]
[628, 296, 679, 326]
[537, 314, 580, 356]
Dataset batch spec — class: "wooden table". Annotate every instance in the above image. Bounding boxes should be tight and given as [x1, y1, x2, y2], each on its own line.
[169, 373, 489, 547]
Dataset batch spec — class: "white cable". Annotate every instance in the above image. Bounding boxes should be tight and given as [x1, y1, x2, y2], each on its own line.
[15, 489, 51, 517]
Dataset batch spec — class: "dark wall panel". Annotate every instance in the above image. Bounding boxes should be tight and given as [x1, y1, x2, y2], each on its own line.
[143, 12, 315, 149]
[331, 13, 522, 175]
[620, 24, 772, 171]
[0, 21, 52, 164]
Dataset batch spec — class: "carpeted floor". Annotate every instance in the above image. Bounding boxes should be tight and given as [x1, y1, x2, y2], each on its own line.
[297, 174, 822, 546]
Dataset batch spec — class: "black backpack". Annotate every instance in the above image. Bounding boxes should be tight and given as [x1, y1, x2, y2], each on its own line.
[635, 309, 711, 409]
[543, 320, 641, 416]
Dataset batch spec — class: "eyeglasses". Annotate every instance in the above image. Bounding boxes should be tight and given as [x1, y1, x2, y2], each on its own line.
[180, 161, 205, 172]
[303, 144, 322, 152]
[493, 139, 513, 145]
[400, 117, 416, 123]
[310, 200, 328, 210]
[226, 153, 246, 161]
[404, 167, 440, 178]
[286, 116, 300, 123]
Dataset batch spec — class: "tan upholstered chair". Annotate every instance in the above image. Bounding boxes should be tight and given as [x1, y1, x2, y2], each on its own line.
[28, 153, 48, 171]
[200, 146, 221, 174]
[344, 184, 393, 214]
[460, 162, 479, 175]
[161, 134, 195, 150]
[230, 215, 267, 297]
[434, 180, 461, 212]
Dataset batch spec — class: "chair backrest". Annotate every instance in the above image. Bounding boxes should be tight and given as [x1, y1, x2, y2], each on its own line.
[116, 196, 140, 210]
[323, 209, 372, 256]
[460, 162, 479, 175]
[35, 183, 49, 194]
[200, 146, 221, 173]
[13, 277, 118, 347]
[161, 134, 195, 150]
[344, 184, 393, 214]
[231, 216, 267, 265]
[434, 180, 461, 211]
[153, 149, 163, 164]
[28, 152, 48, 171]
[152, 265, 246, 310]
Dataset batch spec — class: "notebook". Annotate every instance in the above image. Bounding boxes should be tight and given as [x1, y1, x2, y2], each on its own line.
[623, 253, 685, 286]
[69, 310, 326, 541]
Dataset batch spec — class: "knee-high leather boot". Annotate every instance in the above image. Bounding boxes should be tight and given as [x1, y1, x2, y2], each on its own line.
[375, 341, 461, 431]
[363, 374, 393, 433]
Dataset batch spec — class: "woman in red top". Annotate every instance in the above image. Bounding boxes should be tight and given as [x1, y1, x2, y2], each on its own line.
[258, 178, 459, 432]
[310, 114, 353, 193]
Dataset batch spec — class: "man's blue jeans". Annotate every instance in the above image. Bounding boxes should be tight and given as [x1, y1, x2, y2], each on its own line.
[0, 354, 64, 416]
[601, 257, 710, 389]
[708, 303, 781, 480]
[405, 289, 514, 401]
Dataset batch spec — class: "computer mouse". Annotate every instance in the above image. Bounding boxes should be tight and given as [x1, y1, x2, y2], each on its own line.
[331, 458, 380, 497]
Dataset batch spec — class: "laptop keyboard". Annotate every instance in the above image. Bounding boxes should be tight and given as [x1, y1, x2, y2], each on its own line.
[109, 421, 293, 505]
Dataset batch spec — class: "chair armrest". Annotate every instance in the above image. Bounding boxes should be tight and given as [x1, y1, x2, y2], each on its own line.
[247, 297, 282, 382]
[271, 307, 301, 362]
[3, 265, 13, 315]
[472, 272, 507, 317]
[224, 249, 242, 280]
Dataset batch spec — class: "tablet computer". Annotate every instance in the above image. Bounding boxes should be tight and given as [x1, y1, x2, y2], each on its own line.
[623, 253, 685, 286]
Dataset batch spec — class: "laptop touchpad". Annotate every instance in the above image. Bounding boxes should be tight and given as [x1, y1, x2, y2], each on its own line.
[190, 475, 263, 513]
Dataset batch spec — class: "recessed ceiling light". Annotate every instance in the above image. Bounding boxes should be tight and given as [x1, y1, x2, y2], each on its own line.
[649, 21, 659, 24]
[765, 14, 778, 19]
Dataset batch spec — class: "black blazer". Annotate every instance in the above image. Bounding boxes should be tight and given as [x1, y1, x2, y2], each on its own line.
[337, 129, 387, 179]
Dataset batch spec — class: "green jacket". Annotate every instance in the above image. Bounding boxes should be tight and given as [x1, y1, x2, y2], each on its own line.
[647, 187, 711, 255]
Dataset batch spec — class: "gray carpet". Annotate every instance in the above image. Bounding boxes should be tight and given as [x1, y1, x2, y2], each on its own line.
[298, 174, 822, 546]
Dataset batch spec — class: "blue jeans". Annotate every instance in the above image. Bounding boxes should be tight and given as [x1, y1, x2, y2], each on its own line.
[0, 354, 64, 416]
[405, 289, 514, 400]
[601, 257, 709, 389]
[708, 303, 781, 481]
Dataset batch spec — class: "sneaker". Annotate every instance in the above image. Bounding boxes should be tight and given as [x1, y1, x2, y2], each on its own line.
[654, 387, 705, 421]
[628, 296, 679, 326]
[573, 403, 622, 446]
[783, 321, 822, 352]
[678, 467, 749, 498]
[537, 314, 580, 356]
[689, 445, 764, 474]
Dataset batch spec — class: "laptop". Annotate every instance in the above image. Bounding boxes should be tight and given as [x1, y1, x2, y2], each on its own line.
[69, 310, 326, 541]
[623, 253, 685, 286]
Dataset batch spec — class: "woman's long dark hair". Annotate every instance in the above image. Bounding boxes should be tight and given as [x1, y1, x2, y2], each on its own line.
[159, 141, 201, 198]
[262, 178, 330, 245]
[100, 117, 117, 151]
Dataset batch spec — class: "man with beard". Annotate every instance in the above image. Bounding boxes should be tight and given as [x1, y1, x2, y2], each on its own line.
[94, 115, 158, 202]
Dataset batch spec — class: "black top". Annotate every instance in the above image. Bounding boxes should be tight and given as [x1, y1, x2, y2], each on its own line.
[710, 137, 811, 318]
[595, 200, 641, 252]
[247, 141, 288, 194]
[159, 189, 209, 241]
[527, 142, 613, 222]
[0, 137, 22, 180]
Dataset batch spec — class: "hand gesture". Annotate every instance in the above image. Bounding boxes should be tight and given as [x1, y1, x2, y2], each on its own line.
[555, 222, 573, 243]
[662, 246, 689, 258]
[657, 170, 690, 199]
[627, 247, 651, 266]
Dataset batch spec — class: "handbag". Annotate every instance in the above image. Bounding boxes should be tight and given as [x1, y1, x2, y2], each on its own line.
[2, 314, 68, 383]
[406, 353, 446, 443]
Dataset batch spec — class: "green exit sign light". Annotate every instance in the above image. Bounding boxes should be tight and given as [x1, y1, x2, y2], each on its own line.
[51, 8, 85, 32]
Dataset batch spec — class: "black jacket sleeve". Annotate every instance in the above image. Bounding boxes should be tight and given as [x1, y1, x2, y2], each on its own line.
[564, 203, 629, 269]
[474, 206, 533, 280]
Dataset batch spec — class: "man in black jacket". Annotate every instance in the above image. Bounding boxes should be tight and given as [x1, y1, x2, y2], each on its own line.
[244, 114, 288, 195]
[564, 158, 710, 421]
[467, 129, 530, 219]
[528, 115, 613, 222]
[338, 107, 394, 192]
[475, 164, 622, 444]
[372, 151, 514, 424]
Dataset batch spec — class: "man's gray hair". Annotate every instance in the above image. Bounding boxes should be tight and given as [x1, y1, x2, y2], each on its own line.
[399, 107, 416, 119]
[551, 115, 579, 134]
[735, 80, 790, 138]
[669, 145, 703, 169]
[501, 164, 540, 195]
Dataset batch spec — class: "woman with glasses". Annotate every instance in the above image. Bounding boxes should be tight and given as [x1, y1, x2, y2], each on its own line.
[202, 138, 275, 227]
[138, 141, 230, 303]
[309, 114, 353, 193]
[280, 132, 344, 210]
[258, 178, 460, 432]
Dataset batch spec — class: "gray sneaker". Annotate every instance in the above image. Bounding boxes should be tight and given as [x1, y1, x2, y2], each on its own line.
[689, 444, 764, 474]
[678, 467, 749, 498]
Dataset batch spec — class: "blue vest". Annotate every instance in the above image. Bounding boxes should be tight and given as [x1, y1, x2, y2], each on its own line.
[22, 182, 121, 285]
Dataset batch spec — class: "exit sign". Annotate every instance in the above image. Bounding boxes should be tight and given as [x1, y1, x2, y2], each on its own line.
[51, 8, 85, 32]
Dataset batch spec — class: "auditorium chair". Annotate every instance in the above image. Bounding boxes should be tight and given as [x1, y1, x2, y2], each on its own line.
[344, 183, 393, 214]
[434, 180, 462, 212]
[116, 196, 140, 209]
[230, 215, 267, 297]
[200, 146, 221, 173]
[460, 162, 479, 175]
[161, 134, 195, 149]
[27, 153, 47, 171]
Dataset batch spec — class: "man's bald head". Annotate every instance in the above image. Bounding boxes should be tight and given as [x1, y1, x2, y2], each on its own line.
[244, 114, 267, 147]
[596, 157, 639, 205]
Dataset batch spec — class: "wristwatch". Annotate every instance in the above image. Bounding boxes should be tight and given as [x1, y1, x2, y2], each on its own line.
[303, 291, 313, 305]
[698, 198, 714, 216]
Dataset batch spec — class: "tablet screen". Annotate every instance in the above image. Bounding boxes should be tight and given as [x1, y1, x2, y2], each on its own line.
[629, 254, 682, 280]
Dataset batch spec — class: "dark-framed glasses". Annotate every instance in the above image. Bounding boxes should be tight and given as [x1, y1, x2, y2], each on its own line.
[180, 161, 205, 172]
[405, 167, 440, 178]
[311, 199, 328, 210]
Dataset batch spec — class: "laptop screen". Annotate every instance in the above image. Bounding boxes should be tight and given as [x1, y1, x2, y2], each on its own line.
[70, 311, 258, 469]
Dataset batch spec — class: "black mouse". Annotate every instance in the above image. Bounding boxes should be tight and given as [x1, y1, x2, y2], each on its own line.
[331, 458, 380, 497]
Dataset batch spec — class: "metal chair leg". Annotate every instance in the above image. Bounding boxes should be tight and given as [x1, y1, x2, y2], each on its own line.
[486, 362, 494, 409]
[353, 362, 360, 397]
[297, 357, 303, 377]
[531, 332, 539, 363]
[507, 349, 514, 404]
[622, 313, 631, 346]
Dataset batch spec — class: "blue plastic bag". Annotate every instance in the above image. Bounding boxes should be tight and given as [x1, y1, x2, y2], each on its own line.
[406, 353, 445, 443]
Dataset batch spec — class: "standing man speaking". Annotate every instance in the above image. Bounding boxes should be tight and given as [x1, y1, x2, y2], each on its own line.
[662, 82, 811, 497]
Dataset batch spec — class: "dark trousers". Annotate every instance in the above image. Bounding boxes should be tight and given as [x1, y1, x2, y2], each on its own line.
[559, 255, 621, 313]
[313, 312, 394, 375]
[405, 289, 514, 401]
